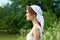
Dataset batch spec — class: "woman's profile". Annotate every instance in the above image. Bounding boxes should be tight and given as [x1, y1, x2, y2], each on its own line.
[25, 5, 44, 40]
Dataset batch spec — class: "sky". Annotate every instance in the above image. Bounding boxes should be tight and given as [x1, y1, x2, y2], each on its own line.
[0, 0, 12, 7]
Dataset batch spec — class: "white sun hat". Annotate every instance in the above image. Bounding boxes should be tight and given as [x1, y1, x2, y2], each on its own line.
[30, 5, 44, 32]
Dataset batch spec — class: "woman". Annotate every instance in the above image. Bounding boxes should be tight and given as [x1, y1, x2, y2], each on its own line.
[25, 5, 44, 40]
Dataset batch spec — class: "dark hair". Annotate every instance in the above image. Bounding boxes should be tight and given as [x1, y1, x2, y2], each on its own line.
[27, 7, 37, 16]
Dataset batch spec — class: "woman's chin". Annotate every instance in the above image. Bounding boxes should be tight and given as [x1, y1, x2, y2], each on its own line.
[26, 19, 29, 20]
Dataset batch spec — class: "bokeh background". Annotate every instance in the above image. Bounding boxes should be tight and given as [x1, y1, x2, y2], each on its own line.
[0, 0, 60, 40]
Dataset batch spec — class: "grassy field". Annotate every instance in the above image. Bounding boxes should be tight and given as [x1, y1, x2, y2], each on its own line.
[0, 34, 18, 40]
[0, 30, 59, 40]
[43, 30, 60, 40]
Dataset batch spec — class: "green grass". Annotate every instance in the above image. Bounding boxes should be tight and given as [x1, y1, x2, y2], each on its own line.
[18, 35, 26, 40]
[0, 30, 59, 40]
[0, 34, 18, 40]
[43, 30, 60, 40]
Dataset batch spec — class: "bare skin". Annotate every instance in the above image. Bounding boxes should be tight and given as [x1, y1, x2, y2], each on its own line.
[26, 9, 40, 40]
[32, 19, 40, 40]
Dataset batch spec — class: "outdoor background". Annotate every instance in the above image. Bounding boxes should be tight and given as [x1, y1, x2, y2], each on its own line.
[0, 0, 60, 40]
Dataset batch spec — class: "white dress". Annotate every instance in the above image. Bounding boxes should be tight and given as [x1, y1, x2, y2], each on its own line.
[26, 25, 42, 40]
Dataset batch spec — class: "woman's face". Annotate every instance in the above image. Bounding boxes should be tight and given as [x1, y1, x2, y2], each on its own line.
[25, 9, 33, 20]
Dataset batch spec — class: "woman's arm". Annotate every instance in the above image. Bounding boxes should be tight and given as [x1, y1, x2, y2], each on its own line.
[32, 28, 40, 40]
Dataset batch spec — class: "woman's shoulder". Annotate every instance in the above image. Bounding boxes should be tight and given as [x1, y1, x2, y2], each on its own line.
[32, 25, 40, 37]
[33, 25, 40, 30]
[31, 25, 40, 34]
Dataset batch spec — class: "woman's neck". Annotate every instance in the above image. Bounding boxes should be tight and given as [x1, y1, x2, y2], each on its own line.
[32, 19, 40, 27]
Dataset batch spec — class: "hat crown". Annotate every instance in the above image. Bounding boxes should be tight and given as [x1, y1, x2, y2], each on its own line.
[30, 5, 43, 15]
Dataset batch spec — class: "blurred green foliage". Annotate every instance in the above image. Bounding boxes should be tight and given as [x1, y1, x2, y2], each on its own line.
[0, 0, 60, 34]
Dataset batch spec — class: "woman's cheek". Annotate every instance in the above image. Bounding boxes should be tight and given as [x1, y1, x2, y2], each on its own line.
[27, 13, 30, 17]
